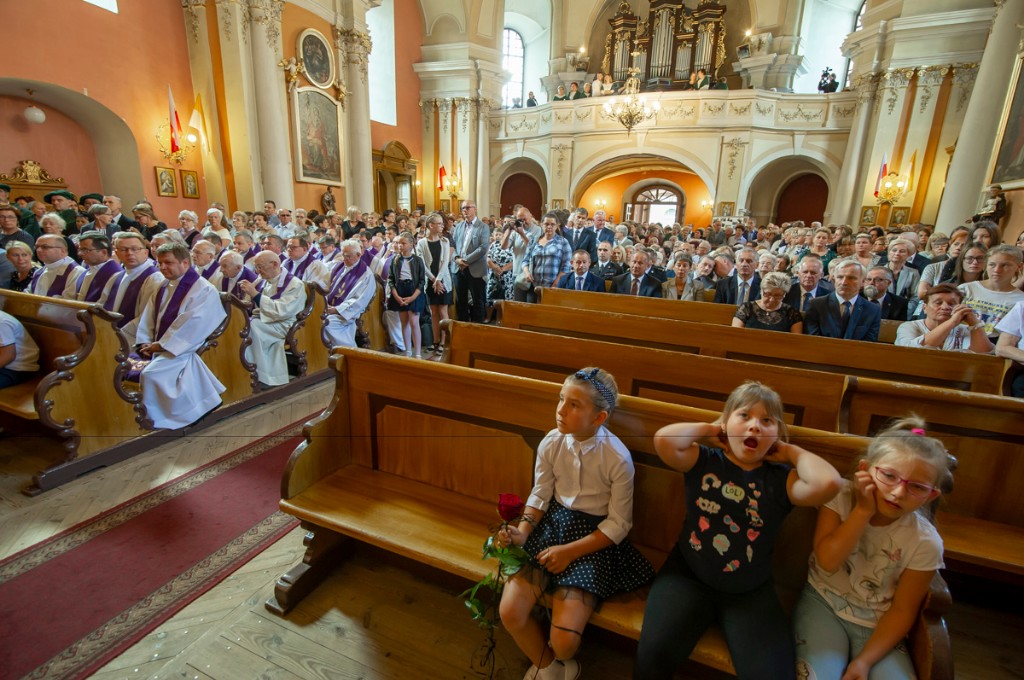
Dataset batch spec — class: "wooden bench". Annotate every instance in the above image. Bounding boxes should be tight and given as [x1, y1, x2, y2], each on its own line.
[537, 286, 915, 345]
[319, 279, 388, 352]
[497, 301, 1009, 394]
[0, 291, 146, 490]
[439, 320, 1024, 578]
[283, 282, 330, 379]
[199, 293, 258, 405]
[267, 349, 952, 679]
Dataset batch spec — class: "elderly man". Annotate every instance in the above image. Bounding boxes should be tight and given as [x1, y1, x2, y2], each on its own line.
[233, 229, 261, 270]
[864, 266, 910, 321]
[323, 239, 376, 348]
[260, 234, 287, 261]
[29, 234, 85, 298]
[613, 224, 633, 248]
[783, 255, 832, 312]
[71, 231, 122, 304]
[452, 199, 489, 323]
[499, 206, 543, 302]
[805, 259, 881, 341]
[714, 248, 760, 305]
[241, 250, 307, 387]
[42, 190, 79, 234]
[283, 235, 330, 289]
[612, 250, 663, 297]
[275, 208, 296, 239]
[105, 232, 165, 345]
[191, 239, 222, 287]
[218, 250, 259, 301]
[135, 242, 226, 429]
[102, 195, 138, 234]
[593, 209, 615, 245]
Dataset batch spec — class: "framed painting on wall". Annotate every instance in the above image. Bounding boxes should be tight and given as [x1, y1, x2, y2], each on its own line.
[717, 201, 735, 217]
[439, 199, 451, 213]
[991, 55, 1024, 189]
[292, 87, 343, 186]
[180, 170, 200, 199]
[859, 205, 878, 226]
[890, 206, 910, 226]
[155, 166, 177, 197]
[298, 29, 334, 90]
[551, 199, 565, 210]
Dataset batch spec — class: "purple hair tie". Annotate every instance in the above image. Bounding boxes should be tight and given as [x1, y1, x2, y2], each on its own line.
[911, 427, 926, 436]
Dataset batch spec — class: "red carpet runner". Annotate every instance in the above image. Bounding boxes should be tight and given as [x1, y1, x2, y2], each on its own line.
[0, 427, 306, 680]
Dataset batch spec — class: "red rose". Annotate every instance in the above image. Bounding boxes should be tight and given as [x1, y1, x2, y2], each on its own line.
[497, 493, 524, 522]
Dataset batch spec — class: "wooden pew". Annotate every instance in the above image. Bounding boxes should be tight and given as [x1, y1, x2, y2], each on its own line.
[200, 293, 258, 404]
[267, 350, 952, 679]
[285, 282, 329, 378]
[536, 285, 914, 346]
[320, 279, 388, 352]
[497, 301, 1008, 394]
[440, 320, 1024, 578]
[0, 291, 146, 491]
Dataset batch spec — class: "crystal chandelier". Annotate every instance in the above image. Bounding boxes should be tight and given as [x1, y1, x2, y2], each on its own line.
[602, 66, 659, 134]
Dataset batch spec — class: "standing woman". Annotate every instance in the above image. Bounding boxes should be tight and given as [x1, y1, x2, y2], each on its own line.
[852, 233, 875, 270]
[485, 225, 514, 323]
[415, 212, 452, 355]
[521, 212, 572, 302]
[958, 245, 1024, 338]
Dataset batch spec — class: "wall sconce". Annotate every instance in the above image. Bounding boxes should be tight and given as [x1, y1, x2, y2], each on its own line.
[23, 89, 45, 125]
[876, 172, 909, 204]
[701, 198, 714, 211]
[444, 173, 462, 201]
[156, 122, 195, 165]
[595, 199, 607, 210]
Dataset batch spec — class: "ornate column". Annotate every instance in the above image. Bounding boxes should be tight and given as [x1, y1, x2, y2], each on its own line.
[334, 24, 374, 211]
[247, 0, 294, 208]
[418, 99, 438, 211]
[474, 98, 494, 215]
[936, 0, 1022, 231]
[831, 73, 881, 224]
[215, 0, 260, 209]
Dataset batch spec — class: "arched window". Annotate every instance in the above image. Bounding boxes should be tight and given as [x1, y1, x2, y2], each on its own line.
[502, 28, 525, 109]
[845, 1, 866, 87]
[626, 185, 683, 225]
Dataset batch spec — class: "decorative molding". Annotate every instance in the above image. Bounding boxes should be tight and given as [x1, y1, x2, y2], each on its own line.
[334, 25, 373, 84]
[575, 108, 591, 121]
[661, 103, 695, 119]
[953, 62, 979, 113]
[0, 160, 64, 185]
[551, 143, 571, 178]
[453, 97, 470, 132]
[724, 138, 748, 180]
[917, 65, 949, 113]
[881, 67, 916, 115]
[247, 0, 284, 51]
[702, 102, 725, 115]
[555, 111, 572, 124]
[181, 0, 206, 43]
[831, 104, 857, 119]
[541, 112, 552, 124]
[729, 103, 751, 116]
[852, 72, 881, 105]
[508, 117, 538, 132]
[754, 102, 774, 116]
[489, 118, 503, 132]
[215, 0, 240, 44]
[778, 104, 823, 122]
[438, 98, 452, 133]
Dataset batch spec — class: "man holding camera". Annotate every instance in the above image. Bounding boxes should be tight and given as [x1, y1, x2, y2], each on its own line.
[500, 205, 542, 302]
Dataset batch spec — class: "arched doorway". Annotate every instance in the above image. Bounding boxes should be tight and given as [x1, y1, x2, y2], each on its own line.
[627, 185, 684, 225]
[499, 173, 542, 218]
[372, 141, 418, 213]
[776, 174, 829, 224]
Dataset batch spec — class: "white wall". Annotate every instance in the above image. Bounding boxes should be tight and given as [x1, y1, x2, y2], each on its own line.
[368, 0, 397, 126]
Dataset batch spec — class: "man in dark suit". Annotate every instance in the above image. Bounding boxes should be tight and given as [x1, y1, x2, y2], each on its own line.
[593, 210, 616, 245]
[591, 241, 624, 280]
[452, 199, 489, 323]
[557, 250, 606, 292]
[563, 210, 598, 263]
[783, 255, 833, 312]
[714, 248, 760, 305]
[864, 266, 911, 320]
[612, 250, 662, 297]
[102, 195, 139, 236]
[805, 260, 881, 341]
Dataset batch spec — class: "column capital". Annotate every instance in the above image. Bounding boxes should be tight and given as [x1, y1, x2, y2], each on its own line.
[215, 0, 247, 45]
[333, 26, 373, 84]
[952, 62, 980, 113]
[248, 0, 285, 51]
[181, 0, 207, 43]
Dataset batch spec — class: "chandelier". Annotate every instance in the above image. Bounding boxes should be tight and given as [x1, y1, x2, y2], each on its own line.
[876, 172, 909, 204]
[602, 66, 659, 134]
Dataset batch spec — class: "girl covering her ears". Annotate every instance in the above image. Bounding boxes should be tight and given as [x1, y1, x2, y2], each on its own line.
[634, 381, 842, 679]
[793, 416, 956, 680]
[498, 368, 655, 680]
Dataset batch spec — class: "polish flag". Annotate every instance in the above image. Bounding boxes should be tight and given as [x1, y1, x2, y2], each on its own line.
[437, 164, 447, 192]
[873, 152, 888, 197]
[168, 85, 184, 153]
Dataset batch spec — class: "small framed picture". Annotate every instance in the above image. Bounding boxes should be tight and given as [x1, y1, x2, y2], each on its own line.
[440, 199, 451, 213]
[859, 205, 878, 227]
[180, 169, 200, 199]
[717, 202, 735, 217]
[737, 44, 751, 60]
[890, 206, 910, 226]
[551, 199, 565, 210]
[155, 166, 177, 197]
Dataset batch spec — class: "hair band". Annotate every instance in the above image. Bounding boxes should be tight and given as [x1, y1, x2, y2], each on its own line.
[911, 427, 926, 436]
[574, 368, 616, 409]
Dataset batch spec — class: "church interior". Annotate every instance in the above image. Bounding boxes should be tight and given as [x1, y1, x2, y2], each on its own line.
[2, 0, 1024, 678]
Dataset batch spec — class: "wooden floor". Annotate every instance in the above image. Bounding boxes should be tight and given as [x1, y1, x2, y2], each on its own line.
[1, 381, 1021, 679]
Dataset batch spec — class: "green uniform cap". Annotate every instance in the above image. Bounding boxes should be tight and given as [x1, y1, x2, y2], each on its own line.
[44, 189, 78, 203]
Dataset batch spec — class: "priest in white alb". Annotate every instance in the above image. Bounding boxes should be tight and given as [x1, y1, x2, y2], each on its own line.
[29, 234, 85, 298]
[283, 235, 330, 289]
[135, 242, 227, 429]
[105, 232, 165, 346]
[241, 250, 307, 387]
[323, 239, 376, 348]
[69, 231, 122, 305]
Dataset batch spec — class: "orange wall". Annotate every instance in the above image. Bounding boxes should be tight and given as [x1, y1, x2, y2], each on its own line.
[578, 170, 712, 228]
[282, 4, 345, 213]
[3, 0, 200, 216]
[370, 0, 424, 203]
[0, 97, 102, 195]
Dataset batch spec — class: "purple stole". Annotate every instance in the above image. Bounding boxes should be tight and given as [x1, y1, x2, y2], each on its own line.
[327, 259, 369, 306]
[151, 268, 202, 340]
[75, 259, 123, 303]
[359, 246, 379, 267]
[199, 260, 220, 280]
[30, 261, 77, 297]
[242, 246, 260, 265]
[104, 263, 159, 327]
[284, 254, 313, 280]
[270, 272, 297, 301]
[221, 267, 258, 298]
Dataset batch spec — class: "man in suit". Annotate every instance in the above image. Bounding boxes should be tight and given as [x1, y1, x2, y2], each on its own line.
[805, 260, 881, 341]
[557, 250, 606, 292]
[783, 255, 833, 312]
[591, 241, 624, 280]
[714, 248, 760, 305]
[102, 196, 139, 236]
[563, 210, 598, 263]
[453, 199, 489, 323]
[612, 250, 662, 297]
[864, 266, 910, 321]
[593, 210, 616, 245]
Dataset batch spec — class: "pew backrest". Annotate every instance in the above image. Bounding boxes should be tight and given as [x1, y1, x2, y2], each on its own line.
[199, 293, 257, 404]
[286, 282, 329, 377]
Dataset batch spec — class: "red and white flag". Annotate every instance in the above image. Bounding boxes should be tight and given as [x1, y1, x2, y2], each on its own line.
[437, 164, 447, 192]
[873, 152, 888, 197]
[168, 85, 184, 153]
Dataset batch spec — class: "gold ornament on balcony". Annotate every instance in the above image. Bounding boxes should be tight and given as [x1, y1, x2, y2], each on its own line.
[602, 66, 660, 134]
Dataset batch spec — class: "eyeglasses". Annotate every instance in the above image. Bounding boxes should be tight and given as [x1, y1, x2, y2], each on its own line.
[962, 256, 984, 263]
[78, 247, 102, 253]
[872, 466, 938, 499]
[36, 245, 62, 250]
[116, 246, 146, 253]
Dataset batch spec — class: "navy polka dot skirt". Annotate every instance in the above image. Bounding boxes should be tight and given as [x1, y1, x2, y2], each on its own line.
[522, 501, 656, 602]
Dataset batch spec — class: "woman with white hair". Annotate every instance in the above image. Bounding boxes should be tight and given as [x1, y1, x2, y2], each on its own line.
[41, 212, 80, 262]
[178, 209, 201, 247]
[732, 271, 803, 333]
[5, 241, 39, 292]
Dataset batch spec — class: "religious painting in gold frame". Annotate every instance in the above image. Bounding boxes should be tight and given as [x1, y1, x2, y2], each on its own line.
[155, 166, 177, 197]
[990, 54, 1024, 189]
[292, 87, 343, 186]
[890, 206, 910, 227]
[858, 205, 878, 226]
[298, 28, 334, 90]
[717, 202, 735, 217]
[180, 170, 200, 199]
[439, 199, 451, 213]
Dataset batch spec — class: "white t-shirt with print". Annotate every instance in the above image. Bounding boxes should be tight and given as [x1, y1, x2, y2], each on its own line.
[806, 480, 944, 628]
[995, 300, 1024, 349]
[958, 281, 1024, 336]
